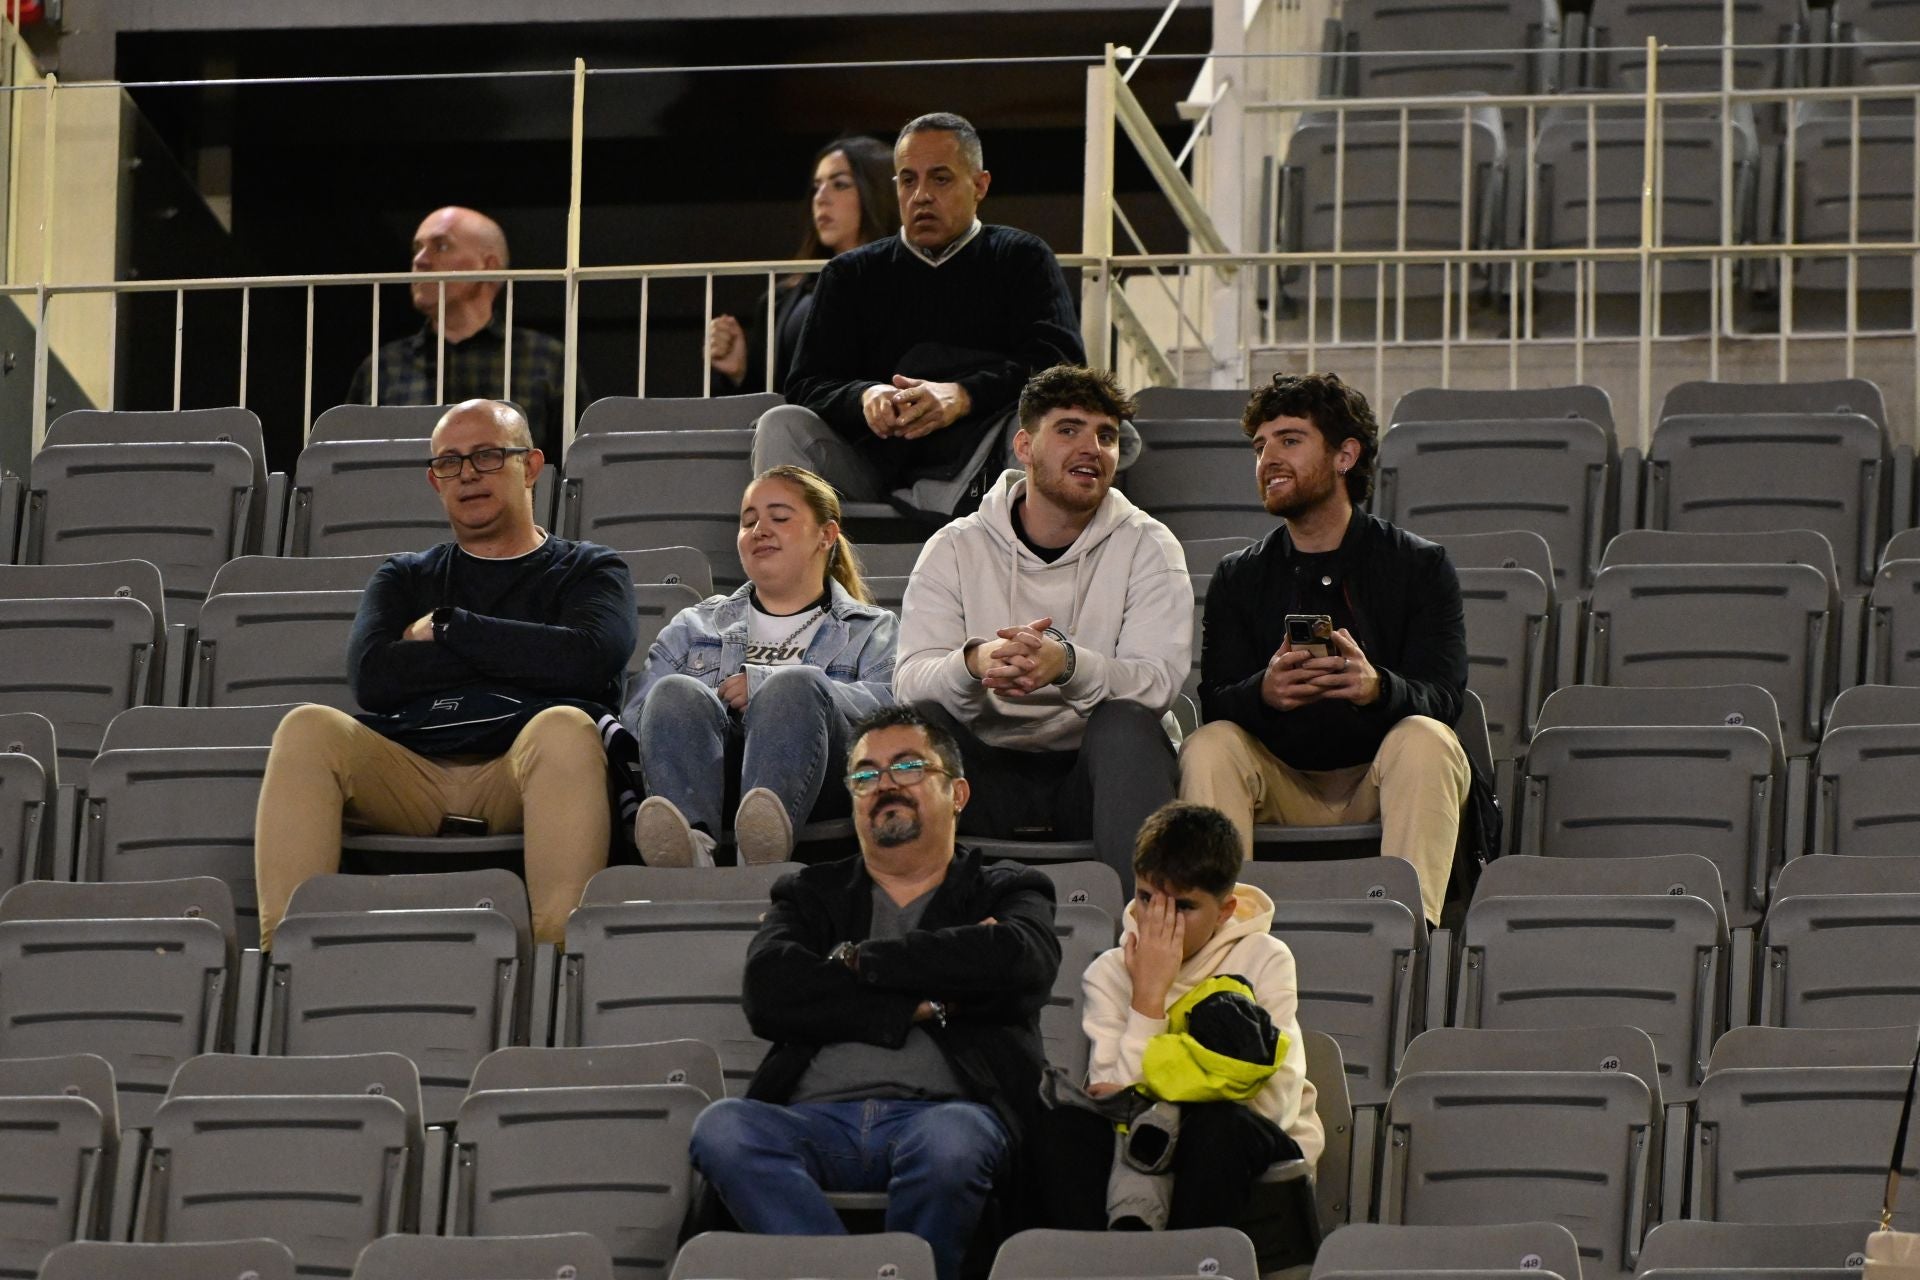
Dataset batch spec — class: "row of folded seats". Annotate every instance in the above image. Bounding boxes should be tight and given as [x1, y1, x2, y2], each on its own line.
[1288, 0, 1920, 332]
[0, 849, 1906, 1278]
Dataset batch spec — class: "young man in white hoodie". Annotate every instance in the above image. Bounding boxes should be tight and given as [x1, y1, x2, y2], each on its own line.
[1034, 800, 1322, 1232]
[893, 364, 1192, 879]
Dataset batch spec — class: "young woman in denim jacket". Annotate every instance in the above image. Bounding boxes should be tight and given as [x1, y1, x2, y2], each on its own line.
[624, 465, 896, 866]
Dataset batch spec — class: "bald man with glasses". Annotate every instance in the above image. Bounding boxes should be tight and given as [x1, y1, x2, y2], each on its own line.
[689, 704, 1061, 1280]
[253, 398, 635, 948]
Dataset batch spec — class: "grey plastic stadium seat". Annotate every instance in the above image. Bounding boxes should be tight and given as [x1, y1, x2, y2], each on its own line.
[1586, 555, 1834, 756]
[1300, 1029, 1356, 1237]
[1277, 106, 1507, 314]
[1581, 0, 1808, 89]
[1777, 852, 1920, 897]
[268, 871, 528, 1125]
[0, 746, 49, 890]
[671, 1231, 935, 1280]
[39, 1238, 298, 1280]
[1829, 0, 1920, 83]
[0, 560, 165, 785]
[1310, 1222, 1583, 1279]
[1823, 682, 1920, 731]
[83, 743, 271, 947]
[1646, 411, 1887, 592]
[1427, 530, 1555, 586]
[26, 442, 256, 625]
[209, 553, 388, 596]
[1240, 856, 1426, 922]
[579, 393, 783, 434]
[101, 703, 291, 751]
[580, 862, 795, 905]
[1535, 681, 1786, 745]
[1401, 1023, 1664, 1103]
[353, 1232, 616, 1280]
[1788, 102, 1918, 315]
[1866, 558, 1920, 686]
[857, 543, 924, 577]
[1640, 1218, 1876, 1270]
[0, 1059, 114, 1278]
[1043, 905, 1119, 1082]
[1124, 420, 1271, 544]
[864, 575, 909, 614]
[1662, 378, 1890, 433]
[561, 430, 755, 591]
[1519, 722, 1776, 926]
[1690, 1064, 1918, 1227]
[1391, 384, 1618, 436]
[1459, 856, 1726, 1100]
[1636, 1266, 1854, 1280]
[1709, 1023, 1920, 1072]
[1759, 887, 1920, 1028]
[557, 899, 767, 1090]
[1322, 0, 1561, 98]
[289, 438, 468, 557]
[1182, 536, 1256, 578]
[1455, 565, 1553, 762]
[1316, 1271, 1561, 1280]
[139, 1092, 411, 1273]
[1813, 712, 1920, 854]
[1602, 527, 1842, 592]
[989, 1228, 1260, 1280]
[1133, 387, 1252, 420]
[619, 546, 714, 598]
[629, 583, 706, 690]
[450, 1081, 706, 1280]
[190, 590, 363, 710]
[309, 402, 455, 443]
[1379, 1069, 1654, 1277]
[472, 1040, 725, 1108]
[1024, 860, 1125, 922]
[0, 877, 233, 1129]
[1376, 417, 1611, 593]
[1530, 106, 1758, 326]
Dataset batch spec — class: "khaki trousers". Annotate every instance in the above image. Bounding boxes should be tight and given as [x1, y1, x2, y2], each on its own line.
[254, 703, 610, 948]
[1178, 716, 1470, 924]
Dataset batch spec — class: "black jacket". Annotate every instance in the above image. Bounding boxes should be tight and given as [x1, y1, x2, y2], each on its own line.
[742, 847, 1061, 1145]
[1199, 509, 1467, 772]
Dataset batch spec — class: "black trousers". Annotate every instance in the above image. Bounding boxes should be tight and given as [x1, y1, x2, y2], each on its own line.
[1031, 1100, 1302, 1231]
[914, 701, 1177, 882]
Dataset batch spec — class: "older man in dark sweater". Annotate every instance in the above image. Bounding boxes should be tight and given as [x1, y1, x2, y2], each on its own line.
[253, 399, 635, 948]
[753, 112, 1084, 520]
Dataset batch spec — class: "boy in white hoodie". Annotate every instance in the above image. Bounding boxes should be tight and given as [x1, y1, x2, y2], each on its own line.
[894, 365, 1191, 880]
[1036, 800, 1323, 1232]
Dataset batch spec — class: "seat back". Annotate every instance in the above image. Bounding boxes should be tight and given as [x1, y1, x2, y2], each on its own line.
[0, 750, 47, 889]
[1583, 0, 1808, 89]
[209, 553, 386, 596]
[101, 703, 291, 751]
[988, 1228, 1261, 1280]
[1309, 1222, 1584, 1277]
[1585, 561, 1833, 754]
[1301, 1029, 1355, 1238]
[1708, 1023, 1920, 1072]
[1760, 890, 1920, 1027]
[1639, 1217, 1877, 1270]
[561, 430, 755, 591]
[1647, 411, 1887, 591]
[0, 877, 234, 1129]
[1391, 384, 1616, 436]
[141, 1093, 411, 1274]
[452, 1082, 706, 1280]
[1814, 721, 1920, 854]
[1239, 857, 1426, 924]
[1519, 723, 1776, 925]
[1776, 852, 1920, 897]
[1428, 529, 1555, 587]
[309, 402, 455, 443]
[1790, 107, 1919, 293]
[1133, 387, 1252, 420]
[580, 862, 794, 905]
[1535, 680, 1785, 750]
[1379, 1070, 1655, 1276]
[39, 1238, 298, 1280]
[190, 590, 363, 710]
[1047, 905, 1119, 1081]
[1691, 1064, 1918, 1227]
[352, 1232, 616, 1280]
[1181, 536, 1257, 579]
[1660, 378, 1889, 433]
[1455, 565, 1553, 760]
[1023, 860, 1125, 922]
[164, 1050, 425, 1152]
[865, 575, 910, 614]
[670, 1231, 936, 1280]
[472, 1040, 725, 1107]
[1866, 558, 1920, 687]
[559, 900, 766, 1091]
[628, 583, 707, 690]
[1376, 418, 1610, 592]
[578, 393, 783, 434]
[618, 546, 715, 598]
[1330, 0, 1561, 98]
[1123, 419, 1273, 543]
[289, 438, 454, 557]
[27, 441, 257, 625]
[1268, 896, 1420, 1110]
[0, 1094, 108, 1277]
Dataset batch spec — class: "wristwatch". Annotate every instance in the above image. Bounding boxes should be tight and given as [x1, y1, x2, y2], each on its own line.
[1043, 626, 1077, 687]
[431, 606, 455, 642]
[925, 999, 950, 1030]
[828, 941, 860, 973]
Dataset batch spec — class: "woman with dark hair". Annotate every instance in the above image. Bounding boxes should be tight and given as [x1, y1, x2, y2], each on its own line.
[709, 135, 898, 395]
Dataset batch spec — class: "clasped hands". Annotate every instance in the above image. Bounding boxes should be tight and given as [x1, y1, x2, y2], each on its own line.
[1260, 628, 1380, 711]
[862, 375, 971, 440]
[964, 615, 1067, 697]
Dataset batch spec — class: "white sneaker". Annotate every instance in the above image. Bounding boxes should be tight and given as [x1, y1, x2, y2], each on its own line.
[734, 787, 795, 866]
[635, 796, 716, 868]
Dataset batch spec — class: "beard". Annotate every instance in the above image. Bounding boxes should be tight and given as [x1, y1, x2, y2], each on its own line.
[866, 797, 923, 848]
[1029, 458, 1107, 516]
[1262, 465, 1342, 519]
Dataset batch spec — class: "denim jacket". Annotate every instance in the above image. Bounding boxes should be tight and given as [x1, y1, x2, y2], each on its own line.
[623, 578, 898, 731]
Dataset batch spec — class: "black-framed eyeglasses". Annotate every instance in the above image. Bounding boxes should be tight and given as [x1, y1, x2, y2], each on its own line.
[429, 446, 531, 479]
[845, 758, 949, 796]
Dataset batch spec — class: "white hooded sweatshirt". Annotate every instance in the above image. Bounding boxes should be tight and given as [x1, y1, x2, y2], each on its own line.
[1082, 883, 1325, 1170]
[894, 469, 1192, 751]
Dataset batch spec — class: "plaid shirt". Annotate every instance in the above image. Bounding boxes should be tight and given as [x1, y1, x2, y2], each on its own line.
[345, 315, 585, 456]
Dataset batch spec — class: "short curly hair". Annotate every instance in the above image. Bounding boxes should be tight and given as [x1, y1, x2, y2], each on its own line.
[1017, 364, 1136, 432]
[1132, 801, 1242, 899]
[1240, 371, 1380, 504]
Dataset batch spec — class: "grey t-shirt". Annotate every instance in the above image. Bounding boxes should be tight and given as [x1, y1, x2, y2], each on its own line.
[788, 884, 968, 1104]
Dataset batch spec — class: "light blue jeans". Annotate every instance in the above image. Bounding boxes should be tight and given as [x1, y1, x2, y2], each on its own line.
[689, 1097, 1009, 1280]
[636, 665, 851, 835]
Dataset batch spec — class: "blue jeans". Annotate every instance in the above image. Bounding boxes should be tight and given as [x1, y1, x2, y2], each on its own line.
[689, 1097, 1009, 1280]
[637, 666, 851, 834]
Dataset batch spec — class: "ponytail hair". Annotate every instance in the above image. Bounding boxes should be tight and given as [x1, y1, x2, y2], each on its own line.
[754, 464, 873, 605]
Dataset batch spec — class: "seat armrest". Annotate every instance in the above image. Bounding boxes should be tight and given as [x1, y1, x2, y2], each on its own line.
[261, 471, 290, 556]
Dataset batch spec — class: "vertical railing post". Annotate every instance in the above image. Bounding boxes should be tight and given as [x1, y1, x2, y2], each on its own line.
[30, 73, 55, 453]
[563, 57, 586, 454]
[1637, 36, 1659, 455]
[1081, 51, 1117, 370]
[1204, 0, 1249, 387]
